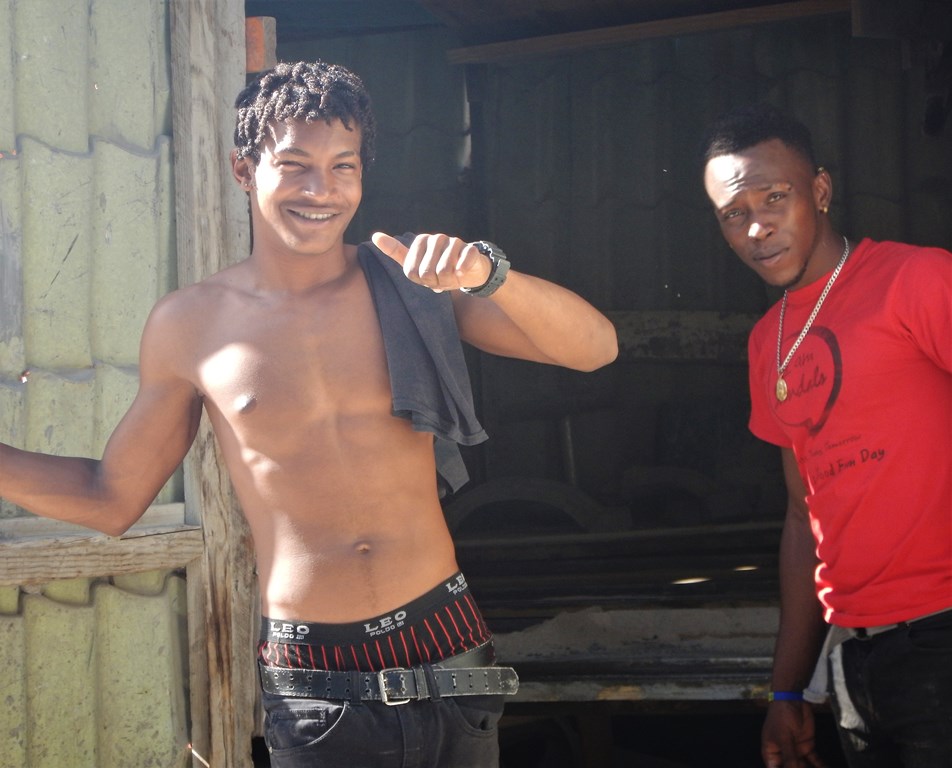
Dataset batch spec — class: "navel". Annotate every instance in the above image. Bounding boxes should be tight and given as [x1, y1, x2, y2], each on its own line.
[355, 541, 372, 555]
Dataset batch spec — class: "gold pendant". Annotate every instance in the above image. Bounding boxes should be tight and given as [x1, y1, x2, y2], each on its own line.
[776, 376, 788, 402]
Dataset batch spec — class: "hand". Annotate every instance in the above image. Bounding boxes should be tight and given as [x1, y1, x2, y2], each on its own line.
[762, 701, 827, 768]
[371, 232, 491, 293]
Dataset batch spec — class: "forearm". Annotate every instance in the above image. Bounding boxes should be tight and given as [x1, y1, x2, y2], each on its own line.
[457, 270, 619, 371]
[769, 448, 828, 694]
[771, 508, 826, 691]
[497, 271, 617, 369]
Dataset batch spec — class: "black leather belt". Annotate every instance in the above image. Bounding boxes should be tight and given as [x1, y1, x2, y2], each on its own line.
[258, 644, 519, 704]
[851, 606, 952, 640]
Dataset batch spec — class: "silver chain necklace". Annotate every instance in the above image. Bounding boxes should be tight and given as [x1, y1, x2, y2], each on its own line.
[775, 235, 850, 402]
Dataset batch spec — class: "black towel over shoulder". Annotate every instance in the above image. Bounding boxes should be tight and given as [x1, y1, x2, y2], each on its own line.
[357, 235, 488, 494]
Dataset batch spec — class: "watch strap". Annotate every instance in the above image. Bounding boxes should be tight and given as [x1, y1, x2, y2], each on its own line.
[461, 241, 510, 298]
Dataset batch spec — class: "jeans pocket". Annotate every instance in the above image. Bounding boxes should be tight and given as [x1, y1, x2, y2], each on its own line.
[448, 694, 505, 738]
[264, 698, 348, 755]
[906, 612, 952, 652]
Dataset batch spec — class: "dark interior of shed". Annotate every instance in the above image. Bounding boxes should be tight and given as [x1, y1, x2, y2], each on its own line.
[244, 1, 950, 765]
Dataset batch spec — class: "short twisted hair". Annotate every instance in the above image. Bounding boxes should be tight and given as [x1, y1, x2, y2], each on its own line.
[234, 60, 376, 168]
[700, 103, 816, 168]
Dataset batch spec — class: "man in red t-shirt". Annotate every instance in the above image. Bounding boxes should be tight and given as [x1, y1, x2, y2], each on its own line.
[701, 103, 951, 768]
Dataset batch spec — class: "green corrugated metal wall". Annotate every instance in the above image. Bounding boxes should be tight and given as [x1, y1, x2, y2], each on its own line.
[0, 0, 176, 519]
[0, 1, 190, 766]
[0, 573, 190, 767]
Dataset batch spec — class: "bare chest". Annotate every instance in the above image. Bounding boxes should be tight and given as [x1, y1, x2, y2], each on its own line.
[194, 283, 392, 432]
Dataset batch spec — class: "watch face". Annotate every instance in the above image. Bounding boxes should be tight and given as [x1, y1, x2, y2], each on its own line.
[475, 241, 507, 263]
[462, 240, 510, 297]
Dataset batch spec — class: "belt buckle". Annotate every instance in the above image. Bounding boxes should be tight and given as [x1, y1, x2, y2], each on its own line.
[377, 668, 412, 706]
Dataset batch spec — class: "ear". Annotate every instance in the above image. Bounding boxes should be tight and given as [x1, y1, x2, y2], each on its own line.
[231, 149, 255, 191]
[813, 166, 833, 214]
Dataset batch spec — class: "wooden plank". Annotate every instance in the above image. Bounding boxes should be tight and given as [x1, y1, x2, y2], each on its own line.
[186, 557, 211, 768]
[472, 569, 781, 598]
[494, 605, 778, 702]
[170, 1, 256, 766]
[0, 528, 203, 587]
[510, 672, 771, 703]
[471, 582, 781, 613]
[463, 549, 778, 574]
[447, 0, 851, 64]
[245, 16, 276, 73]
[455, 521, 783, 557]
[472, 577, 780, 607]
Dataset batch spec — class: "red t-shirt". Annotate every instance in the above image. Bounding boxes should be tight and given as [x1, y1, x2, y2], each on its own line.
[748, 239, 952, 626]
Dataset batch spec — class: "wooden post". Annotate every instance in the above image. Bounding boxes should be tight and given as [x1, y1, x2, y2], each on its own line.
[246, 17, 277, 73]
[169, 1, 257, 765]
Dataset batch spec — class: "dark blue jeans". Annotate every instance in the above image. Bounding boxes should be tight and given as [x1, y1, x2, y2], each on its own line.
[261, 690, 505, 767]
[831, 610, 952, 767]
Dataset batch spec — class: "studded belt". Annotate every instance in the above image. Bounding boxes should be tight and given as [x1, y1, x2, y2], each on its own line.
[258, 644, 519, 704]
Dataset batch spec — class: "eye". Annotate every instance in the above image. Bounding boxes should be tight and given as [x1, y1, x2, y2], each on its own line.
[767, 191, 785, 203]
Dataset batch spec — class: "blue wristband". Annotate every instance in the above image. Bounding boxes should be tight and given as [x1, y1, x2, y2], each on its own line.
[768, 691, 804, 702]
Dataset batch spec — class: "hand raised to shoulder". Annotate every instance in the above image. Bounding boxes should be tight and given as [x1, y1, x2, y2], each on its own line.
[371, 232, 491, 293]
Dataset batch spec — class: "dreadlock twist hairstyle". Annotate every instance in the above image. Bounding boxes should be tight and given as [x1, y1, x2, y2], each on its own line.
[234, 60, 376, 168]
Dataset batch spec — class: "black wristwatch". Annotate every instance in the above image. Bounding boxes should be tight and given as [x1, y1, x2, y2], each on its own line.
[461, 241, 510, 298]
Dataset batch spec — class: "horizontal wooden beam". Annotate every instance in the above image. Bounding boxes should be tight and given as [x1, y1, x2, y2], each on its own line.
[0, 527, 203, 586]
[508, 670, 772, 703]
[510, 672, 771, 704]
[495, 605, 777, 702]
[448, 0, 850, 64]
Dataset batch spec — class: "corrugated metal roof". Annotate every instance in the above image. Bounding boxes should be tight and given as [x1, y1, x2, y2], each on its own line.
[246, 0, 952, 45]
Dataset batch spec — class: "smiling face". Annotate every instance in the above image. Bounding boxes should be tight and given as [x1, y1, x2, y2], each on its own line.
[704, 138, 833, 290]
[233, 117, 363, 263]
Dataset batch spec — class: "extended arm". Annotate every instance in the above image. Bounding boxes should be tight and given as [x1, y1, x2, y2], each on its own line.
[371, 232, 618, 371]
[0, 295, 203, 536]
[761, 448, 828, 768]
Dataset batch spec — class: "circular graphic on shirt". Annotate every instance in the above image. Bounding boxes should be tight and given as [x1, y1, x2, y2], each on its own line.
[775, 326, 842, 436]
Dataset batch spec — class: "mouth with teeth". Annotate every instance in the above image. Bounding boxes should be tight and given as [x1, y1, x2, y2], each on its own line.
[290, 209, 336, 222]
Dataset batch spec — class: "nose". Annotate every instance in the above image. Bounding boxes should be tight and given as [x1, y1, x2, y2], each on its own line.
[303, 168, 332, 197]
[747, 220, 771, 240]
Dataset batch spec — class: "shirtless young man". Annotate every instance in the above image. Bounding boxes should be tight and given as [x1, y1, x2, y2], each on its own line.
[0, 61, 617, 766]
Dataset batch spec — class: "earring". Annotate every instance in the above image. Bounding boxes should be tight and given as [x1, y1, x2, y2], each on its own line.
[820, 206, 829, 214]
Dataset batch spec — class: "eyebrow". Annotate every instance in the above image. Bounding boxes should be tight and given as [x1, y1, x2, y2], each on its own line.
[714, 181, 794, 212]
[275, 146, 309, 157]
[725, 180, 792, 200]
[273, 146, 359, 160]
